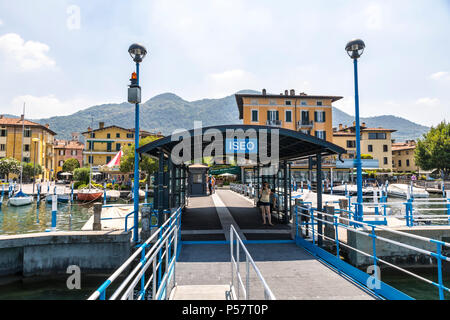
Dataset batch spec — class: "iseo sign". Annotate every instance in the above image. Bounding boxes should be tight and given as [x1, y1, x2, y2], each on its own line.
[225, 139, 258, 154]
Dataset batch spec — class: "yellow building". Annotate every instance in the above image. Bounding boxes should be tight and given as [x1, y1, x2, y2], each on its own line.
[333, 123, 396, 170]
[0, 115, 57, 180]
[235, 89, 342, 142]
[392, 140, 419, 173]
[82, 122, 164, 171]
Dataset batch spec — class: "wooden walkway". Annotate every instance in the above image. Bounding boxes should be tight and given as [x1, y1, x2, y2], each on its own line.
[175, 190, 376, 300]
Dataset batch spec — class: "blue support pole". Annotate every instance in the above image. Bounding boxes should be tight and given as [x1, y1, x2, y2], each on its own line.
[0, 184, 4, 206]
[133, 61, 140, 243]
[71, 183, 74, 202]
[51, 194, 57, 231]
[145, 183, 148, 204]
[37, 183, 40, 203]
[446, 191, 450, 225]
[103, 182, 107, 205]
[353, 58, 364, 222]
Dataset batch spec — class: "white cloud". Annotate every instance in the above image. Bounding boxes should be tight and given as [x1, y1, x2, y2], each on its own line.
[0, 33, 56, 71]
[416, 97, 440, 107]
[430, 71, 450, 80]
[365, 4, 383, 30]
[0, 19, 3, 26]
[9, 94, 102, 118]
[206, 69, 258, 98]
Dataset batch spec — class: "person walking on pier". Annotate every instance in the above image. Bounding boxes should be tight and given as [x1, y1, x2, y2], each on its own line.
[259, 182, 274, 226]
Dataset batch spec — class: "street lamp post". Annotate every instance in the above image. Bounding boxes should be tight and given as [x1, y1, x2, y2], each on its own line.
[32, 138, 40, 195]
[128, 43, 147, 243]
[345, 39, 365, 222]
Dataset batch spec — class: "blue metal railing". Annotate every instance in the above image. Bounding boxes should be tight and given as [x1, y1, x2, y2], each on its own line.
[294, 204, 450, 300]
[88, 207, 182, 300]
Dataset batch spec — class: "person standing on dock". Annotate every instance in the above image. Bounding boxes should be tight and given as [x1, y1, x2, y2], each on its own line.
[259, 182, 274, 226]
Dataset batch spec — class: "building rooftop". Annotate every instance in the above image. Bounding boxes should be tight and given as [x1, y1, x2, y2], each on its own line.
[82, 123, 164, 138]
[0, 115, 56, 135]
[235, 90, 343, 120]
[392, 141, 416, 151]
[334, 122, 396, 134]
[54, 139, 84, 150]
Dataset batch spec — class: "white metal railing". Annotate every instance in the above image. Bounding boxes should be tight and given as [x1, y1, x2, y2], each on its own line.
[295, 205, 450, 299]
[230, 225, 276, 300]
[88, 207, 181, 300]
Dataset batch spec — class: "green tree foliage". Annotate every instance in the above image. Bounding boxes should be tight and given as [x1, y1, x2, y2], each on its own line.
[361, 154, 374, 159]
[120, 136, 160, 178]
[415, 121, 450, 177]
[21, 162, 43, 180]
[62, 158, 80, 172]
[73, 167, 90, 184]
[0, 157, 20, 180]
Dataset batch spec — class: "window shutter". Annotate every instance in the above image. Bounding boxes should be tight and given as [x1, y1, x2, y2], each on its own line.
[276, 111, 279, 121]
[267, 111, 270, 121]
[314, 111, 318, 122]
[322, 111, 326, 122]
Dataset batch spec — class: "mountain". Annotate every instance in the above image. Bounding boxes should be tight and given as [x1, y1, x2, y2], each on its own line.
[27, 90, 428, 142]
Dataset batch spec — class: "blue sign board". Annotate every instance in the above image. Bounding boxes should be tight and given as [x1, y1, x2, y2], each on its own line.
[225, 139, 258, 154]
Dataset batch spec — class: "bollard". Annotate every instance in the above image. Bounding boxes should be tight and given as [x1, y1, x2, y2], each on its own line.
[93, 202, 102, 231]
[324, 206, 336, 242]
[51, 194, 57, 231]
[103, 182, 107, 205]
[339, 199, 349, 225]
[140, 206, 152, 240]
[71, 183, 74, 202]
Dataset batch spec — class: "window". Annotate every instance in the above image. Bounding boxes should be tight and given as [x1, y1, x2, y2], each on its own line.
[88, 156, 93, 164]
[383, 145, 388, 152]
[23, 157, 30, 163]
[406, 151, 409, 155]
[24, 128, 31, 137]
[285, 100, 292, 106]
[368, 132, 387, 140]
[251, 110, 258, 122]
[368, 145, 373, 152]
[315, 130, 326, 140]
[72, 150, 77, 156]
[317, 101, 323, 106]
[107, 133, 111, 139]
[116, 133, 120, 138]
[0, 144, 5, 151]
[88, 141, 93, 151]
[127, 133, 134, 138]
[0, 128, 6, 137]
[301, 111, 310, 123]
[285, 110, 292, 123]
[116, 143, 121, 151]
[314, 111, 326, 123]
[59, 160, 64, 167]
[406, 159, 410, 167]
[107, 142, 112, 152]
[300, 101, 307, 106]
[398, 160, 402, 167]
[384, 157, 388, 165]
[106, 156, 111, 164]
[59, 149, 65, 156]
[347, 140, 356, 148]
[24, 144, 30, 152]
[267, 110, 279, 121]
[301, 130, 310, 135]
[91, 133, 96, 138]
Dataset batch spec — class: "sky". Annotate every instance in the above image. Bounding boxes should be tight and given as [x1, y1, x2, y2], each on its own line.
[0, 0, 448, 127]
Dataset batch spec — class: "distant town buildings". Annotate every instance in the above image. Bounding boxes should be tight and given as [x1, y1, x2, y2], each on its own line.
[392, 140, 418, 173]
[333, 122, 396, 170]
[0, 115, 57, 180]
[54, 132, 84, 177]
[82, 122, 164, 171]
[235, 89, 342, 142]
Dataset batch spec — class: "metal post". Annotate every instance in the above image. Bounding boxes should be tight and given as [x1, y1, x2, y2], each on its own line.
[103, 182, 107, 205]
[353, 58, 364, 222]
[317, 153, 323, 246]
[133, 61, 140, 243]
[51, 194, 57, 231]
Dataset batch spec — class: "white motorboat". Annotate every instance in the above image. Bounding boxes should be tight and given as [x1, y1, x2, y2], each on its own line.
[388, 184, 429, 198]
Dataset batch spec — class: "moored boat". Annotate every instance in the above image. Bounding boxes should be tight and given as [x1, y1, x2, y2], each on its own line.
[77, 188, 103, 202]
[9, 190, 33, 207]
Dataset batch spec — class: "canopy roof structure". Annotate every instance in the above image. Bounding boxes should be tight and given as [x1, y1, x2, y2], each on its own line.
[137, 125, 346, 163]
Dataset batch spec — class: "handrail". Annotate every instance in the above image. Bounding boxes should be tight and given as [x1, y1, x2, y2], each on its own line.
[88, 207, 182, 300]
[230, 224, 276, 300]
[294, 205, 450, 299]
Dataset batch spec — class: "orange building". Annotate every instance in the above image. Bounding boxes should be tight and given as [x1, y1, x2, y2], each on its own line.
[54, 132, 85, 176]
[235, 89, 342, 142]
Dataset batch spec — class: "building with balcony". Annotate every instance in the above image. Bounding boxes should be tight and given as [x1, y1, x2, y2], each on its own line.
[235, 89, 342, 142]
[333, 123, 396, 170]
[0, 115, 57, 181]
[392, 140, 419, 173]
[54, 132, 85, 177]
[82, 122, 164, 171]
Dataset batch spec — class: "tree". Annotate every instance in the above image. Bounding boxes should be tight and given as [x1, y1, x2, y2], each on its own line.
[73, 167, 90, 184]
[62, 158, 80, 172]
[21, 162, 43, 181]
[415, 121, 450, 178]
[120, 136, 160, 179]
[0, 157, 20, 180]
